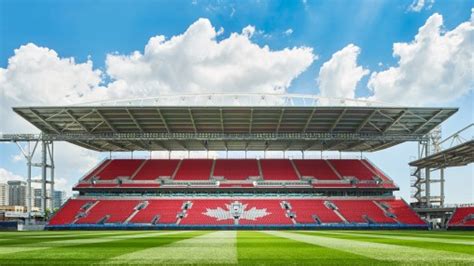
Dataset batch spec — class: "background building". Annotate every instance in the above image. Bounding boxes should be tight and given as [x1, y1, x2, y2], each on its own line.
[0, 183, 9, 206]
[7, 181, 26, 207]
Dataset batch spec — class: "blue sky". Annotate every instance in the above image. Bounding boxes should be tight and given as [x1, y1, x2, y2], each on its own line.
[0, 0, 473, 203]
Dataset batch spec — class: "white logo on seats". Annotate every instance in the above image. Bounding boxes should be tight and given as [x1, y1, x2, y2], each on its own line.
[203, 201, 270, 221]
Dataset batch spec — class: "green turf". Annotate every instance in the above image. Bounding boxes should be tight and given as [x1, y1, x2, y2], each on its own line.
[0, 230, 472, 265]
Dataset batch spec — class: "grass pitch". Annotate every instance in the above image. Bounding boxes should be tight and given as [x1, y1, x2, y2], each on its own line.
[0, 230, 472, 265]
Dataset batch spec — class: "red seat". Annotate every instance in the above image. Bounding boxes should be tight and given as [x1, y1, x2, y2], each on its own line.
[133, 160, 179, 180]
[260, 159, 299, 180]
[294, 160, 340, 180]
[213, 159, 259, 180]
[174, 159, 213, 180]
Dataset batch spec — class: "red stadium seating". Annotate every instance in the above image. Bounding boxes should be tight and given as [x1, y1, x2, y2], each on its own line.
[293, 160, 340, 180]
[82, 160, 110, 181]
[133, 160, 179, 180]
[180, 200, 235, 225]
[174, 159, 213, 180]
[260, 159, 299, 180]
[381, 200, 426, 225]
[333, 200, 396, 223]
[130, 200, 184, 224]
[448, 207, 474, 227]
[328, 160, 377, 181]
[238, 200, 293, 225]
[213, 159, 260, 180]
[289, 199, 343, 223]
[48, 199, 94, 225]
[75, 200, 139, 224]
[94, 160, 144, 180]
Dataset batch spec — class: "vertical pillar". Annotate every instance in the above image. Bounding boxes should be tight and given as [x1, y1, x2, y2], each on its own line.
[26, 142, 32, 223]
[41, 141, 47, 215]
[425, 141, 431, 207]
[49, 142, 55, 211]
[440, 168, 445, 207]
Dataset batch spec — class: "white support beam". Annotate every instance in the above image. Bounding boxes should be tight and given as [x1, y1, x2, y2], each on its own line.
[275, 108, 285, 133]
[65, 110, 90, 133]
[156, 108, 171, 134]
[188, 108, 198, 133]
[384, 110, 407, 133]
[302, 108, 317, 133]
[29, 109, 60, 133]
[356, 109, 377, 133]
[330, 109, 346, 132]
[95, 109, 117, 133]
[126, 108, 144, 133]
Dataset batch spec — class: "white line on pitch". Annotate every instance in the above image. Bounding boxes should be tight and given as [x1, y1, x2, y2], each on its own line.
[264, 231, 474, 263]
[104, 231, 238, 265]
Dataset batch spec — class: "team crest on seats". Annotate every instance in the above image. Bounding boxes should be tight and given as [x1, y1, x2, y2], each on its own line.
[203, 201, 270, 222]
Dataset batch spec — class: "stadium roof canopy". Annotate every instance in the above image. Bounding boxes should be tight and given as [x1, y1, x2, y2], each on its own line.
[409, 140, 474, 169]
[12, 103, 457, 152]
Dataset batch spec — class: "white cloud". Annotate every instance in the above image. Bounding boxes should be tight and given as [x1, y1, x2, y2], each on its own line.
[242, 25, 256, 38]
[105, 19, 314, 98]
[317, 44, 369, 100]
[368, 11, 474, 105]
[284, 28, 294, 36]
[0, 168, 24, 183]
[408, 0, 434, 12]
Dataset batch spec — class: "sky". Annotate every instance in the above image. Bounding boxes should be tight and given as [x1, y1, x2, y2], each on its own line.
[0, 0, 473, 203]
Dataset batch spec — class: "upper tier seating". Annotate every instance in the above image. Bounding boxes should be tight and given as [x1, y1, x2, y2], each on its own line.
[448, 207, 474, 227]
[130, 200, 184, 224]
[82, 160, 110, 181]
[133, 160, 179, 180]
[260, 159, 299, 180]
[333, 200, 396, 223]
[75, 200, 139, 224]
[174, 159, 213, 180]
[213, 159, 260, 180]
[381, 200, 425, 225]
[293, 160, 340, 180]
[361, 160, 390, 181]
[94, 160, 143, 180]
[288, 199, 343, 223]
[328, 160, 376, 181]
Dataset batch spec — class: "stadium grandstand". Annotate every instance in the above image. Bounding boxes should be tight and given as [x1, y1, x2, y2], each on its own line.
[1, 94, 472, 230]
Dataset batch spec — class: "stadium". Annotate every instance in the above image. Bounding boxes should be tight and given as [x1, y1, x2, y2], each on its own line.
[0, 93, 473, 264]
[1, 1, 473, 264]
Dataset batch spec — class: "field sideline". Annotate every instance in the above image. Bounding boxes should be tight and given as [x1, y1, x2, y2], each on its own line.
[0, 230, 473, 265]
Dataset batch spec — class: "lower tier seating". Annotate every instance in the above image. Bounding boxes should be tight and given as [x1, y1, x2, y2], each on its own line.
[448, 207, 474, 227]
[48, 198, 426, 227]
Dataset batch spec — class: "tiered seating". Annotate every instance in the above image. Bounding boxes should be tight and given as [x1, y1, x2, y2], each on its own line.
[75, 200, 139, 224]
[238, 200, 293, 225]
[448, 207, 474, 227]
[213, 159, 260, 180]
[361, 160, 390, 181]
[48, 199, 94, 225]
[260, 159, 299, 180]
[333, 200, 396, 223]
[381, 200, 425, 225]
[94, 160, 143, 180]
[133, 160, 179, 180]
[174, 159, 213, 180]
[49, 198, 426, 227]
[328, 160, 376, 181]
[130, 200, 184, 224]
[82, 160, 110, 181]
[293, 160, 340, 180]
[288, 200, 343, 223]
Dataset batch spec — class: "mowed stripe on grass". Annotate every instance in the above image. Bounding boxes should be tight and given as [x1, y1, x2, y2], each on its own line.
[0, 231, 204, 265]
[0, 231, 189, 256]
[104, 231, 238, 265]
[265, 231, 474, 264]
[318, 231, 474, 246]
[238, 231, 383, 265]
